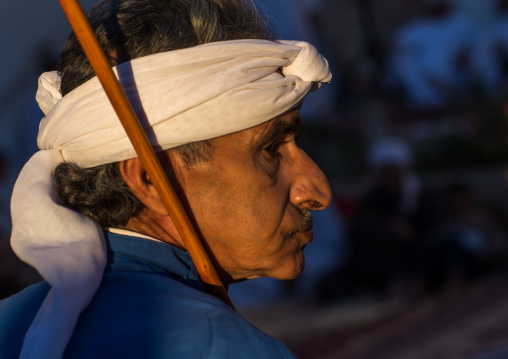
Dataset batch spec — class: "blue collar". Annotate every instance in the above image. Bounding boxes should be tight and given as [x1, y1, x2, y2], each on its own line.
[104, 231, 205, 291]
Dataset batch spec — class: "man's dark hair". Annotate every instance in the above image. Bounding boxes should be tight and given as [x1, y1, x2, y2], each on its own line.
[55, 0, 275, 227]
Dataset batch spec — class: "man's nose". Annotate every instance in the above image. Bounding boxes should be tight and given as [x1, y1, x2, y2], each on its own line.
[288, 148, 332, 211]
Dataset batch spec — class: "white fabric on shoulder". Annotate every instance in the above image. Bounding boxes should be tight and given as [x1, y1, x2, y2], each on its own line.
[11, 150, 105, 359]
[11, 39, 331, 359]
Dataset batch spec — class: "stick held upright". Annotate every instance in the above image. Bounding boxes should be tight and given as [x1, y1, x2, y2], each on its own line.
[57, 0, 234, 309]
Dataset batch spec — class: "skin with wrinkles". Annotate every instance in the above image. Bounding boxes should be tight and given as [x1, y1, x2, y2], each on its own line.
[120, 107, 332, 284]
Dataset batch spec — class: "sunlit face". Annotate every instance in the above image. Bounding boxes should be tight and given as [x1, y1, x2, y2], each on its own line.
[169, 108, 332, 284]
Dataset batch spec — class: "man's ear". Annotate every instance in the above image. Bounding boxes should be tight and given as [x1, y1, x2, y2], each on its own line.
[119, 158, 168, 216]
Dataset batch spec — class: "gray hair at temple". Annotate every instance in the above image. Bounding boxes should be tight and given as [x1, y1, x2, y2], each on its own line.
[54, 0, 275, 227]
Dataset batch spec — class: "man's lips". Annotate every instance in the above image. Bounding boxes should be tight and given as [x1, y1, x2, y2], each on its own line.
[287, 216, 314, 240]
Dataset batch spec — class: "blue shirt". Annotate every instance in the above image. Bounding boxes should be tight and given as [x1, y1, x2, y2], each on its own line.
[0, 232, 296, 358]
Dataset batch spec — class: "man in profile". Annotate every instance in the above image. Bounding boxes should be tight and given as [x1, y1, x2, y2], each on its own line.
[0, 0, 332, 358]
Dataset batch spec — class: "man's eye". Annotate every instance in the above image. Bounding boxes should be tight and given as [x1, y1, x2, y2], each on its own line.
[264, 141, 282, 155]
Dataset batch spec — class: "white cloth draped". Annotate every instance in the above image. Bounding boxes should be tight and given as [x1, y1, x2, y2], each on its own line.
[10, 39, 331, 358]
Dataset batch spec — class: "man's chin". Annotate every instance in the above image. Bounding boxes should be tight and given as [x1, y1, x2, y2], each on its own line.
[228, 252, 306, 283]
[269, 257, 306, 280]
[281, 268, 304, 280]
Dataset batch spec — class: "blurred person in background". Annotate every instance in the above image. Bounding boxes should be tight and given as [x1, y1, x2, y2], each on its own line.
[388, 0, 474, 109]
[470, 0, 508, 97]
[316, 138, 439, 303]
[417, 181, 508, 294]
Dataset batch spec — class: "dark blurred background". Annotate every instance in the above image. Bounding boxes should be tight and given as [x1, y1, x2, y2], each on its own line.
[3, 0, 508, 358]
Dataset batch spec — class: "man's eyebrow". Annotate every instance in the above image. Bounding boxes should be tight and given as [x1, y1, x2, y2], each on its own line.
[257, 113, 304, 148]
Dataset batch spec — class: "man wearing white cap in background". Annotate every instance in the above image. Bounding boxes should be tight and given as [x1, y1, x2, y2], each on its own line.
[0, 0, 332, 358]
[389, 0, 474, 109]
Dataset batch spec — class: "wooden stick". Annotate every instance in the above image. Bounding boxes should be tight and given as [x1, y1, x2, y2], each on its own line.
[58, 0, 234, 309]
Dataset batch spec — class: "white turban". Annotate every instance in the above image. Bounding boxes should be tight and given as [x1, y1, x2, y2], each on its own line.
[10, 39, 331, 358]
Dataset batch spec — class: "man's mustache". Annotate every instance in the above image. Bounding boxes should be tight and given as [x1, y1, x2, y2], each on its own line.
[287, 209, 313, 239]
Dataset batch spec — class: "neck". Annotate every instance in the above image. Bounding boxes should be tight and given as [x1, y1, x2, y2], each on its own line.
[120, 209, 186, 251]
[121, 208, 234, 286]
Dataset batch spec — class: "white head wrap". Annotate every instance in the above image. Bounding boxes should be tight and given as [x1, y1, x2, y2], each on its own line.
[10, 39, 331, 358]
